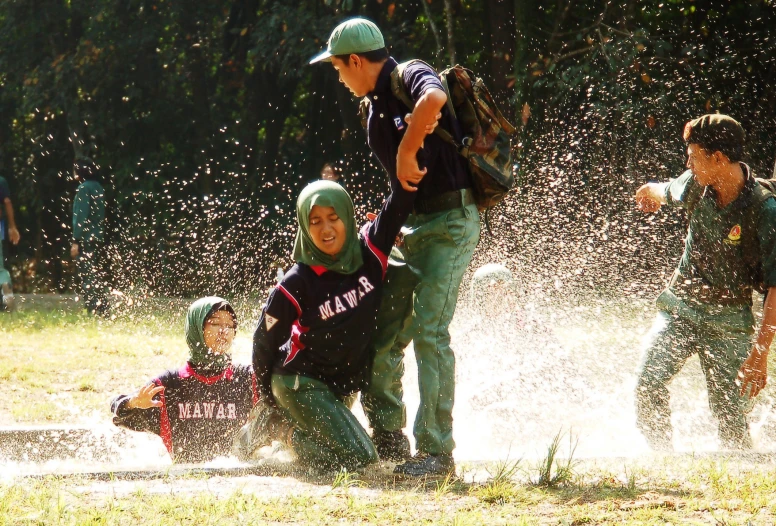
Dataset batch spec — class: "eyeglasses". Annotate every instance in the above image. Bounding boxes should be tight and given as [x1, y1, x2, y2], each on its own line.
[205, 322, 237, 332]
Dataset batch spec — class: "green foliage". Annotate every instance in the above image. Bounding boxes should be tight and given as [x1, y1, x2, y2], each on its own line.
[2, 0, 776, 295]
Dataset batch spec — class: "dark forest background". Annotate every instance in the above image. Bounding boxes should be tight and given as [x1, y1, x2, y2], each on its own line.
[2, 0, 776, 300]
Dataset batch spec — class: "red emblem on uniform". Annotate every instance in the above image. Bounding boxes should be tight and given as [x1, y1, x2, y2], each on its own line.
[728, 224, 741, 241]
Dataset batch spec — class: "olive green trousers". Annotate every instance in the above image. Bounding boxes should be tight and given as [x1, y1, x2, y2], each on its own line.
[362, 201, 480, 455]
[272, 374, 377, 471]
[635, 289, 754, 450]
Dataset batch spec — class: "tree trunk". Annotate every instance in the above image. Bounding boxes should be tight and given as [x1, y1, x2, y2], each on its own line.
[183, 43, 215, 196]
[240, 66, 268, 192]
[257, 74, 300, 185]
[485, 0, 516, 112]
[420, 0, 444, 70]
[443, 0, 456, 65]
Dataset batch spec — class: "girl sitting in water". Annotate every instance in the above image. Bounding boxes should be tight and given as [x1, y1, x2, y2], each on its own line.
[251, 178, 420, 473]
[110, 297, 263, 463]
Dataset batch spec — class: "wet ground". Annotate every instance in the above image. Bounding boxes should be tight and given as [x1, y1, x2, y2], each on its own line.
[4, 292, 776, 480]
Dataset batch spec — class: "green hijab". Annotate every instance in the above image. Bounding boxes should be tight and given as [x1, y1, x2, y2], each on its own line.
[184, 296, 236, 371]
[293, 180, 363, 274]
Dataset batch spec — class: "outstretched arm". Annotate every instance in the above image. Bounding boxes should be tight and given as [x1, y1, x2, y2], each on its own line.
[636, 170, 697, 213]
[111, 382, 164, 433]
[635, 183, 668, 213]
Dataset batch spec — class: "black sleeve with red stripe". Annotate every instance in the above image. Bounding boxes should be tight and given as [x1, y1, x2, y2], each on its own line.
[110, 374, 168, 435]
[364, 183, 417, 260]
[252, 283, 299, 402]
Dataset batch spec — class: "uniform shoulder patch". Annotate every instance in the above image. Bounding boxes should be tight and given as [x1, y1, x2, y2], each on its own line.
[265, 314, 278, 331]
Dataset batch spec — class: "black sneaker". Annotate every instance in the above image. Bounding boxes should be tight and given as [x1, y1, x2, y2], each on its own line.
[394, 452, 455, 477]
[372, 429, 411, 462]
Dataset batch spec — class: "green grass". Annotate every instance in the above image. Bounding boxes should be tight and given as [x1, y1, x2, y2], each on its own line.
[4, 457, 776, 524]
[534, 429, 580, 488]
[6, 298, 776, 523]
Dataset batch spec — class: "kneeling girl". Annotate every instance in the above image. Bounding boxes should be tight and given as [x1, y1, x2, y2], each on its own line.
[253, 179, 419, 472]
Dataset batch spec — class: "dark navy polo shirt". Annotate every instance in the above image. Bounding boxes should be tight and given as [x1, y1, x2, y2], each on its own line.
[365, 58, 471, 202]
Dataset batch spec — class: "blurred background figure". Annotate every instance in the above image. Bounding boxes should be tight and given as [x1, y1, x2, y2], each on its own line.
[0, 175, 20, 312]
[320, 162, 343, 185]
[71, 158, 109, 316]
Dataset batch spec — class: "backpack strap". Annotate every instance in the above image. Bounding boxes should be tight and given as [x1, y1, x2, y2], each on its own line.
[358, 97, 371, 129]
[389, 60, 458, 148]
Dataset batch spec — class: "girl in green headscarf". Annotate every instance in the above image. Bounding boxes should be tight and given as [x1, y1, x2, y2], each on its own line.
[251, 178, 421, 472]
[110, 297, 277, 463]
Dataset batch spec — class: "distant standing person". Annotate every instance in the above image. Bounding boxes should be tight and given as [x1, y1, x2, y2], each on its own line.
[0, 175, 20, 312]
[634, 114, 776, 451]
[71, 158, 108, 316]
[320, 163, 343, 185]
[310, 18, 480, 476]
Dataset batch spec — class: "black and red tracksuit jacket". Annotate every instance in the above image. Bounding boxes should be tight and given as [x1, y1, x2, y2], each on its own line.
[111, 362, 258, 463]
[253, 182, 416, 399]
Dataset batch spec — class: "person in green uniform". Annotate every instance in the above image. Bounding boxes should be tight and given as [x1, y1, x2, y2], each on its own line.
[71, 158, 108, 316]
[634, 114, 776, 451]
[310, 18, 480, 477]
[0, 175, 21, 312]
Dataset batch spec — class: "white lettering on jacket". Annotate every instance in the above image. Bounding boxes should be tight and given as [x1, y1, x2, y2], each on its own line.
[178, 402, 238, 420]
[318, 277, 376, 321]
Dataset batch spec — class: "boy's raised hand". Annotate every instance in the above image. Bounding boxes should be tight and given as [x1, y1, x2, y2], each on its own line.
[635, 183, 664, 213]
[404, 112, 442, 135]
[126, 383, 165, 409]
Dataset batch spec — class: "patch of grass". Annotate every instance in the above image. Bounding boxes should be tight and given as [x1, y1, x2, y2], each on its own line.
[11, 399, 60, 422]
[433, 472, 462, 498]
[5, 456, 776, 524]
[534, 429, 580, 488]
[470, 456, 525, 505]
[472, 478, 521, 505]
[330, 468, 362, 491]
[77, 375, 97, 392]
[487, 455, 522, 485]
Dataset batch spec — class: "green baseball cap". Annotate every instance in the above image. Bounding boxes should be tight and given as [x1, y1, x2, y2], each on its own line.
[309, 18, 385, 64]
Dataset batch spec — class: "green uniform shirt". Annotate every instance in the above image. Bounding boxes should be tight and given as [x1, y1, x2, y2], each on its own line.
[663, 165, 776, 305]
[73, 180, 105, 243]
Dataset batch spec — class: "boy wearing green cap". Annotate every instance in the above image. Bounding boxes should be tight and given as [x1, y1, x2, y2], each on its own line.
[0, 175, 20, 312]
[634, 114, 776, 450]
[310, 17, 479, 477]
[71, 158, 108, 316]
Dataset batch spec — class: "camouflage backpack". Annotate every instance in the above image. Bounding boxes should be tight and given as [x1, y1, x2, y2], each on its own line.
[361, 60, 517, 210]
